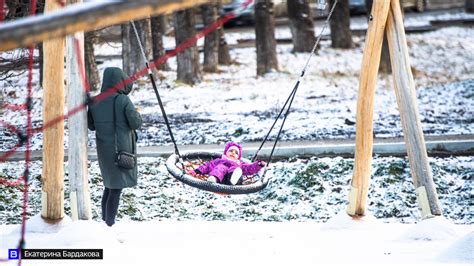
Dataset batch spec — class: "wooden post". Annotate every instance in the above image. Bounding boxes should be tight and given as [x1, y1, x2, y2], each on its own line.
[42, 0, 65, 220]
[385, 0, 442, 218]
[346, 0, 390, 216]
[66, 0, 91, 221]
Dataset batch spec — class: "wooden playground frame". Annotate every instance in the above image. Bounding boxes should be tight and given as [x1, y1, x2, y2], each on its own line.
[0, 0, 441, 221]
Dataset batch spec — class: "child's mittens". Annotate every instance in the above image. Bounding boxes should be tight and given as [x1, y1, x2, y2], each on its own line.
[188, 169, 202, 177]
[257, 160, 267, 167]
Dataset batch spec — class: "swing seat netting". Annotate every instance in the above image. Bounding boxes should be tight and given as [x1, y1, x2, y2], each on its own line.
[166, 152, 270, 194]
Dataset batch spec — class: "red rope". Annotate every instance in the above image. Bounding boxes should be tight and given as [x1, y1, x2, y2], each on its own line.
[1, 103, 28, 111]
[0, 0, 4, 22]
[74, 37, 90, 93]
[55, 0, 66, 8]
[14, 1, 37, 265]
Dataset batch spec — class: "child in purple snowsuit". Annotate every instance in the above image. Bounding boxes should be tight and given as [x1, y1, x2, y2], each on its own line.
[190, 141, 266, 185]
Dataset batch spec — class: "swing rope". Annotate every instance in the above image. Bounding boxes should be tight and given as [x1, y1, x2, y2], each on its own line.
[130, 21, 182, 158]
[252, 0, 339, 168]
[130, 0, 338, 192]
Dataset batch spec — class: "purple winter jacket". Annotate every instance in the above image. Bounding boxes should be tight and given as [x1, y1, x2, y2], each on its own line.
[196, 142, 263, 182]
[196, 158, 263, 182]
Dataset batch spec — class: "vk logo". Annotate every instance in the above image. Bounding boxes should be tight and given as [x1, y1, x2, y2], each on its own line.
[8, 249, 20, 260]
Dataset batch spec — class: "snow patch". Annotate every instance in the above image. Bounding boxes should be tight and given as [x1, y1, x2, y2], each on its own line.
[11, 213, 72, 234]
[398, 216, 463, 241]
[438, 231, 474, 263]
[52, 220, 122, 247]
[321, 210, 383, 230]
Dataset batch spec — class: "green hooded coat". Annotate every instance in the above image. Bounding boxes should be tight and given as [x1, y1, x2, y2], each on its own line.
[87, 67, 142, 189]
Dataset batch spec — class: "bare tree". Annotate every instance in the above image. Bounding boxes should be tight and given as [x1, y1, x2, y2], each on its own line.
[218, 26, 232, 65]
[329, 0, 353, 49]
[201, 3, 219, 72]
[84, 31, 100, 91]
[0, 1, 45, 84]
[217, 0, 232, 65]
[255, 0, 279, 76]
[122, 19, 152, 77]
[466, 0, 474, 13]
[5, 0, 34, 20]
[150, 14, 171, 71]
[173, 9, 201, 85]
[287, 0, 316, 52]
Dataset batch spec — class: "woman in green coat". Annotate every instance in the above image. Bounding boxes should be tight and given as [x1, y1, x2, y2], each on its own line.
[88, 67, 142, 227]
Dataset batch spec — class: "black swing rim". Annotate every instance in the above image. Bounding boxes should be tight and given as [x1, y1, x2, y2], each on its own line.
[166, 151, 270, 195]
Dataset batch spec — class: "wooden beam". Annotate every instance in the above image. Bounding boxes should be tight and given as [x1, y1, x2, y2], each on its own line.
[0, 0, 214, 52]
[41, 0, 65, 221]
[385, 0, 442, 218]
[346, 0, 390, 217]
[66, 0, 91, 221]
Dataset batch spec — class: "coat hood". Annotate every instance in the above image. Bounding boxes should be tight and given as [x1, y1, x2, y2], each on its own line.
[223, 141, 242, 160]
[100, 67, 133, 95]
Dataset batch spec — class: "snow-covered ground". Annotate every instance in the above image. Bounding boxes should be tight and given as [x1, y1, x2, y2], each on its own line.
[0, 213, 472, 265]
[0, 8, 473, 266]
[1, 156, 472, 225]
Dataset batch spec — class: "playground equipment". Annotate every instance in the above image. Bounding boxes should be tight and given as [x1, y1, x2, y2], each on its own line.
[346, 0, 442, 218]
[0, 0, 442, 219]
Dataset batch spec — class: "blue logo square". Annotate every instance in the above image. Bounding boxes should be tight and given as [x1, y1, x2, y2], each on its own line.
[8, 249, 20, 260]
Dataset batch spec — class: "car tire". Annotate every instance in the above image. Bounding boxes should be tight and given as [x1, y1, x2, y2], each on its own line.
[415, 0, 425, 12]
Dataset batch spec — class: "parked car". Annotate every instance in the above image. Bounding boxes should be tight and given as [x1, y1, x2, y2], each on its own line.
[222, 0, 465, 25]
[221, 0, 287, 25]
[350, 0, 465, 13]
[414, 0, 465, 11]
[222, 0, 255, 25]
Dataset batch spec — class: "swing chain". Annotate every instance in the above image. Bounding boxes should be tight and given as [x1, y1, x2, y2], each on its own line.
[129, 20, 182, 161]
[252, 0, 339, 166]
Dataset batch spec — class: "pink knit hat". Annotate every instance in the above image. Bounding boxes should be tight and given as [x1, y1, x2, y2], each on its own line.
[223, 141, 242, 160]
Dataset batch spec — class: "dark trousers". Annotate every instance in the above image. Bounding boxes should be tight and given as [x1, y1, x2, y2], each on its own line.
[101, 187, 122, 226]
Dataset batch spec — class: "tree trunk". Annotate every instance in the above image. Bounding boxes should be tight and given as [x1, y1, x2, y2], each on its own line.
[329, 0, 353, 49]
[217, 0, 231, 65]
[201, 4, 219, 72]
[84, 31, 100, 91]
[173, 9, 201, 85]
[38, 43, 44, 85]
[466, 0, 474, 13]
[218, 26, 232, 65]
[38, 2, 45, 85]
[379, 34, 391, 73]
[255, 0, 279, 76]
[150, 14, 171, 71]
[287, 0, 316, 52]
[122, 18, 152, 77]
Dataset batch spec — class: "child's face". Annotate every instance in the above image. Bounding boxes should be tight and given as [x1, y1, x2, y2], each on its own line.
[226, 147, 240, 160]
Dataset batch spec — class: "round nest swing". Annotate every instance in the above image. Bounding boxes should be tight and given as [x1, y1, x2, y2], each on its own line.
[166, 151, 270, 195]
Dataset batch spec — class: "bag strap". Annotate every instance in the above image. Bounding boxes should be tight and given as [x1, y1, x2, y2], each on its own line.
[113, 95, 119, 154]
[112, 94, 135, 154]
